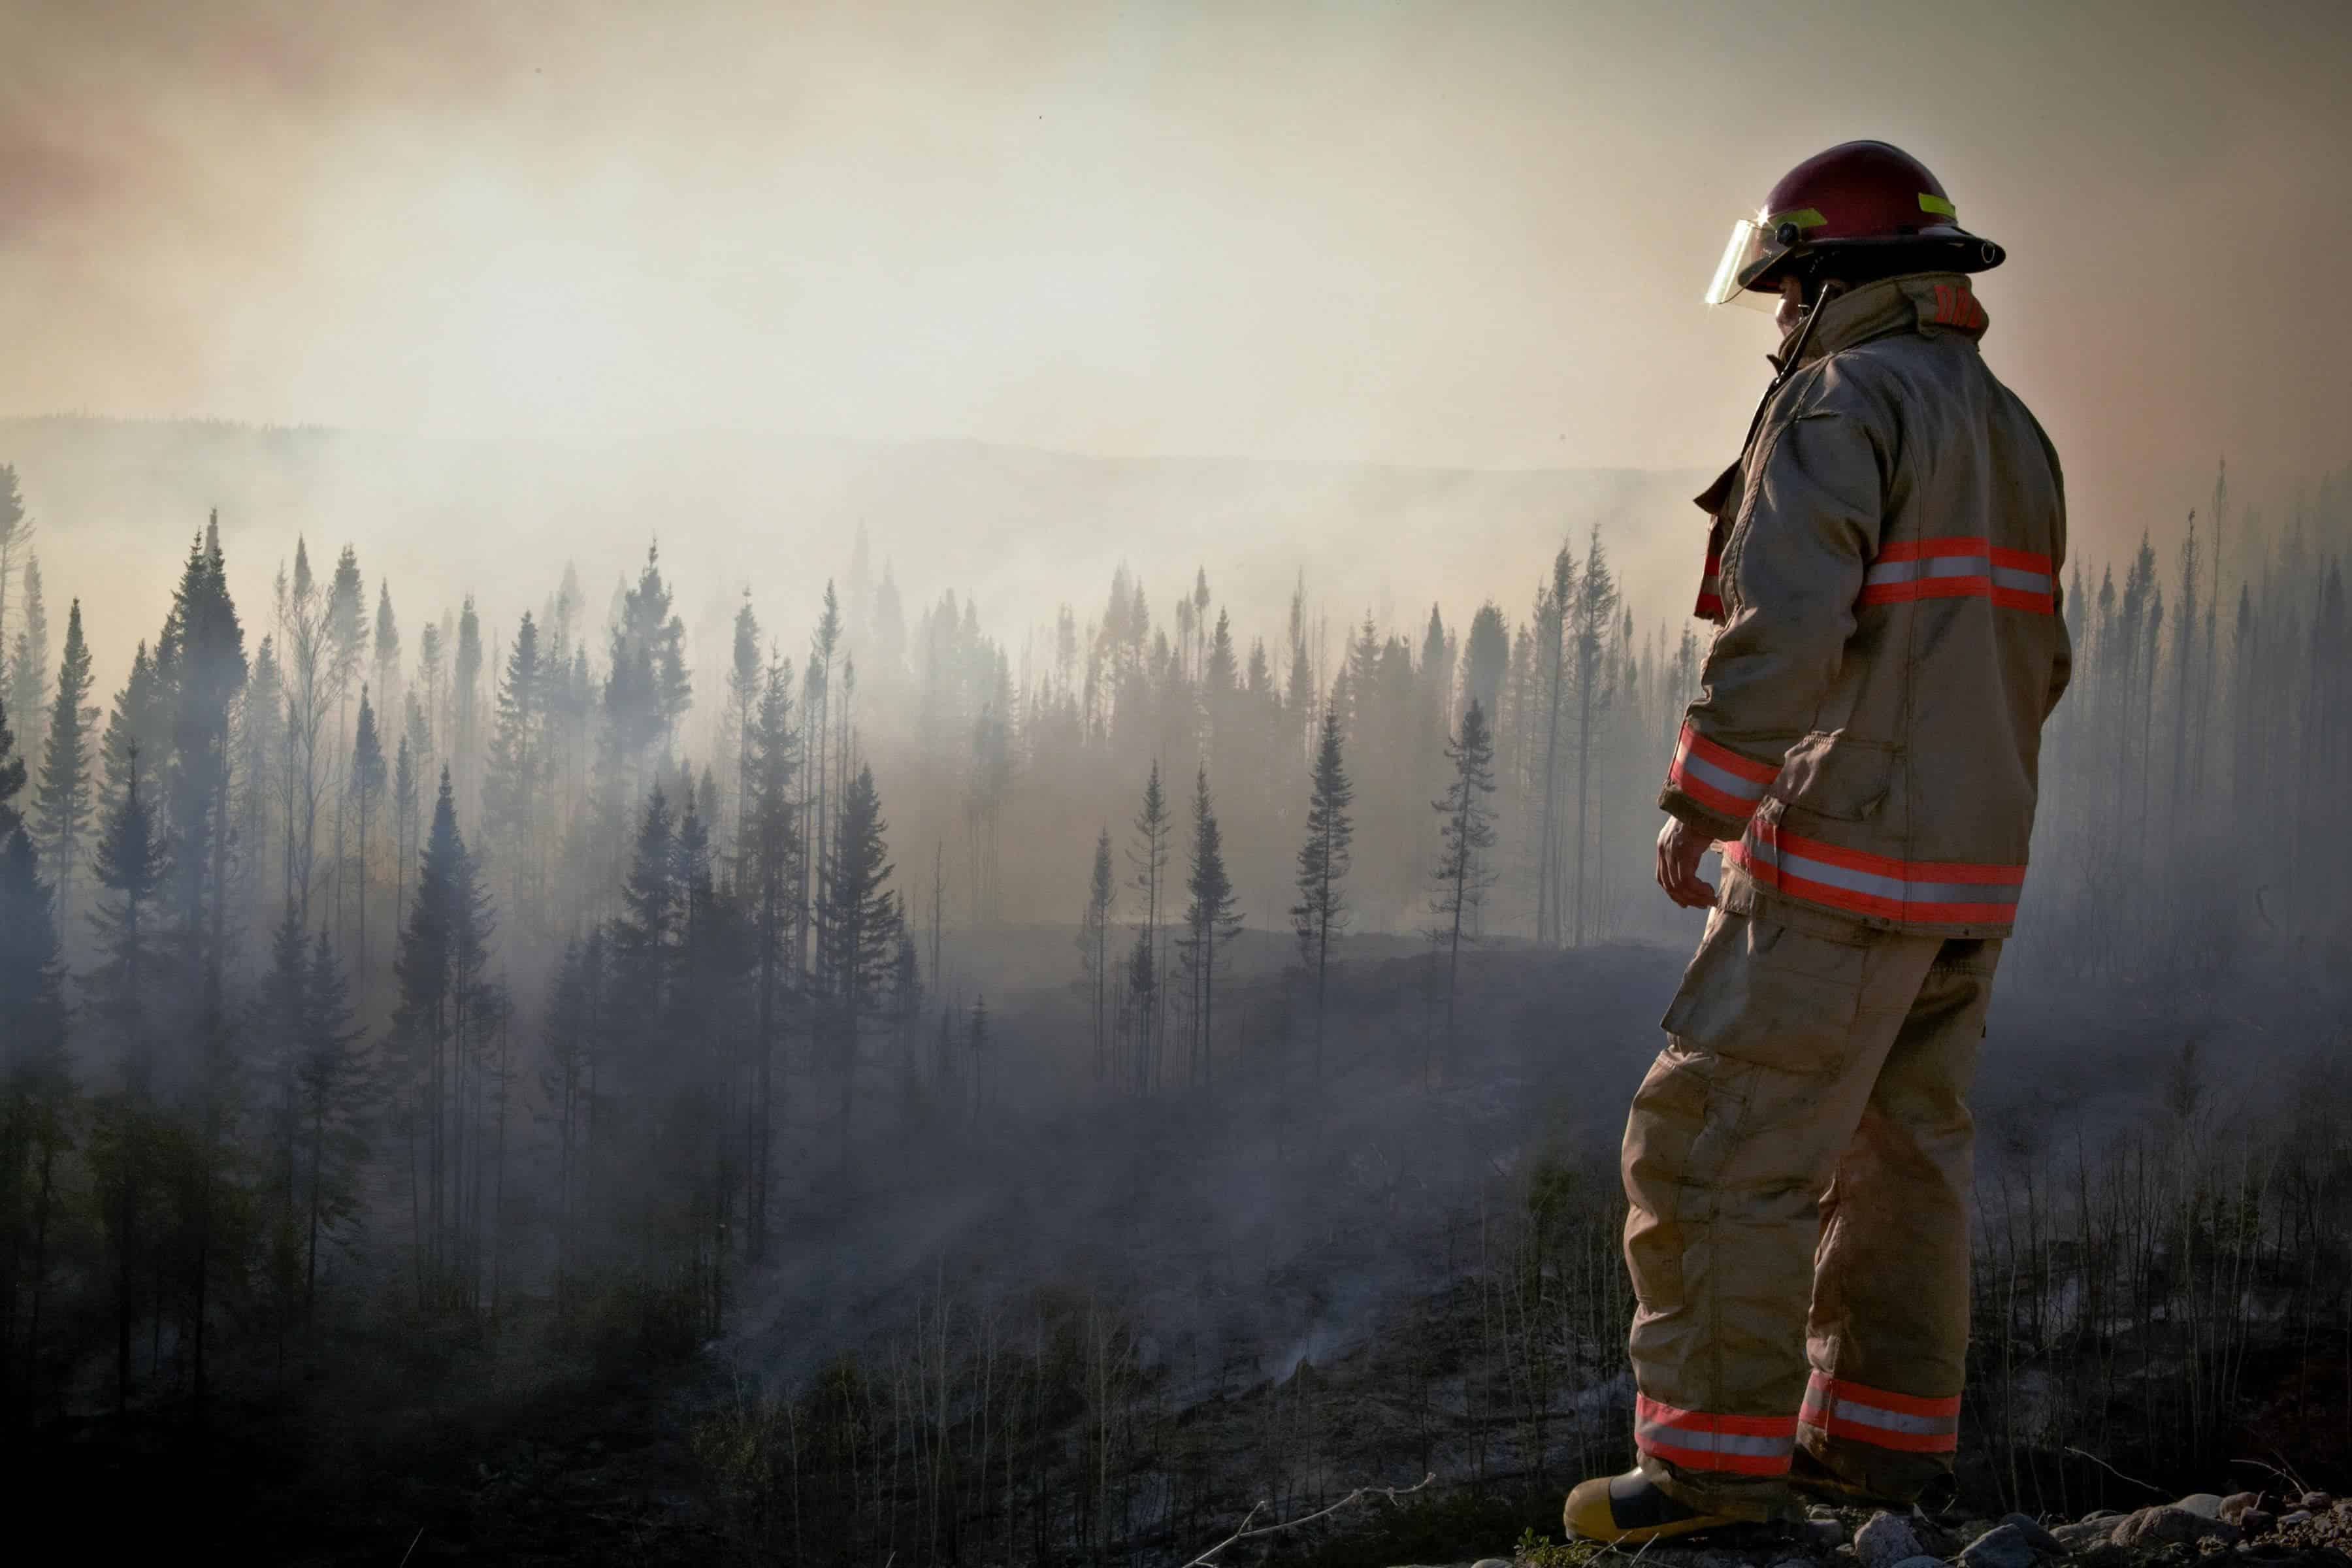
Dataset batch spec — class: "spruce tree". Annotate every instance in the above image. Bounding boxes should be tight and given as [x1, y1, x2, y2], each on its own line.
[7, 551, 46, 778]
[0, 808, 71, 1400]
[1429, 698, 1498, 1071]
[88, 747, 172, 1082]
[1569, 524, 1620, 947]
[1126, 762, 1170, 1093]
[31, 600, 95, 928]
[1077, 827, 1114, 1084]
[816, 763, 900, 1169]
[350, 686, 387, 977]
[1175, 765, 1241, 1087]
[1290, 708, 1354, 1082]
[480, 613, 543, 930]
[742, 653, 799, 1260]
[296, 930, 365, 1314]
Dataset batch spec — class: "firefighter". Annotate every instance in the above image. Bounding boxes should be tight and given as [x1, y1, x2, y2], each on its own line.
[1564, 140, 2072, 1543]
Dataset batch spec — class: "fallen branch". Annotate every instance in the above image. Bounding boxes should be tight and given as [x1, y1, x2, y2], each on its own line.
[1183, 1473, 1436, 1567]
[2064, 1446, 2165, 1497]
[2230, 1455, 2312, 1499]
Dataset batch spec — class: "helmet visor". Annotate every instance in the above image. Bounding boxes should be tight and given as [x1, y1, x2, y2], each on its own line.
[1705, 217, 1775, 306]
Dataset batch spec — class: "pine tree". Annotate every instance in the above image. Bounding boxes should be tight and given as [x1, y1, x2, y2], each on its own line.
[1428, 698, 1498, 1072]
[1290, 708, 1354, 1082]
[0, 692, 20, 841]
[350, 686, 387, 979]
[237, 633, 285, 932]
[392, 732, 418, 933]
[1175, 765, 1241, 1087]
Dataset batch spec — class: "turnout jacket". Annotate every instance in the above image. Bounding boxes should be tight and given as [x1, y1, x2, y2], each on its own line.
[1661, 274, 2071, 939]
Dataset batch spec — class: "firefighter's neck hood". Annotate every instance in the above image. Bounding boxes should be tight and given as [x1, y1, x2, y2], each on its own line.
[1774, 273, 1990, 370]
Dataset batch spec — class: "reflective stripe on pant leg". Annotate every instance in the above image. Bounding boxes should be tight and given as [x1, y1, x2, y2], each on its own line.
[1799, 1373, 1959, 1452]
[1804, 938, 1997, 1497]
[1635, 1394, 1797, 1475]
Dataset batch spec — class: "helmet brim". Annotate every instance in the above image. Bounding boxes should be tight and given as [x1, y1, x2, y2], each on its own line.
[1739, 227, 2006, 294]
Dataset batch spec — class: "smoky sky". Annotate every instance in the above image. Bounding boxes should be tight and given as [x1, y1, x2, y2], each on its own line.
[2, 0, 2348, 563]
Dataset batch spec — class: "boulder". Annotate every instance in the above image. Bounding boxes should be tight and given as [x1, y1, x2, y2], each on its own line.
[2217, 1492, 2262, 1524]
[2174, 1494, 2226, 1520]
[1857, 1511, 1926, 1568]
[2108, 1505, 2240, 1550]
[2051, 1520, 2113, 1549]
[1884, 1557, 1950, 1568]
[2236, 1509, 2274, 1537]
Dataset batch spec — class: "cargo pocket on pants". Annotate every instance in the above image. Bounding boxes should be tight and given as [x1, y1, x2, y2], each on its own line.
[1660, 909, 1870, 1076]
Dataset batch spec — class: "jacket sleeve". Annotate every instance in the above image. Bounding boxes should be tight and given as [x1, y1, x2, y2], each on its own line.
[1660, 395, 1886, 838]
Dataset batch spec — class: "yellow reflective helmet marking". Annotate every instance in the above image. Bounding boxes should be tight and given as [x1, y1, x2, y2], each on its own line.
[1918, 193, 1957, 219]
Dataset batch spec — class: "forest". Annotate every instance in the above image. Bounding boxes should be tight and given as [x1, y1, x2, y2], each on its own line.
[0, 449, 2347, 1563]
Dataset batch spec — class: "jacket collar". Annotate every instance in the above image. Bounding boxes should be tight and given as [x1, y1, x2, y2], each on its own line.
[1775, 272, 1989, 369]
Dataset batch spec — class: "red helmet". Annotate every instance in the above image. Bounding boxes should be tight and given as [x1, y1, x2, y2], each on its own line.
[1705, 140, 2005, 304]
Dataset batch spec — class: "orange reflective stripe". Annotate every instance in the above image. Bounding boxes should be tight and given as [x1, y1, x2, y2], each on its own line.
[1863, 536, 2054, 614]
[1728, 825, 2025, 926]
[1800, 1373, 1960, 1453]
[1635, 1394, 1796, 1475]
[1665, 723, 1778, 824]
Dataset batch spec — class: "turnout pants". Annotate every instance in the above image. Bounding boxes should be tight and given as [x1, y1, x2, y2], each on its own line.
[1621, 904, 1999, 1518]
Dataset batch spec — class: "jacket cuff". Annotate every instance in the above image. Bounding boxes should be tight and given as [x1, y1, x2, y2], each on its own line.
[1658, 787, 1745, 842]
[1661, 721, 1780, 836]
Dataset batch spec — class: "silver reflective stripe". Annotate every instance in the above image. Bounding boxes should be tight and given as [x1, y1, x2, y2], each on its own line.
[1758, 843, 2021, 906]
[1818, 1398, 1956, 1437]
[1991, 565, 2051, 593]
[1679, 751, 1765, 801]
[1635, 1421, 1791, 1458]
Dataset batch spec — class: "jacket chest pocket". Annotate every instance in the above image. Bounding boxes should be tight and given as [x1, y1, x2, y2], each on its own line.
[1772, 731, 1899, 823]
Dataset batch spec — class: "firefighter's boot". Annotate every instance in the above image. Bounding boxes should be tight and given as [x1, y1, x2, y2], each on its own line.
[1564, 1468, 1742, 1545]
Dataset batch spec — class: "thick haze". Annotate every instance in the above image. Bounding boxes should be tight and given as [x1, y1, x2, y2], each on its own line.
[3, 0, 2347, 571]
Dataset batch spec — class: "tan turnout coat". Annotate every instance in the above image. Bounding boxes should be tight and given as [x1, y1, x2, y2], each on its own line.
[1661, 273, 2072, 939]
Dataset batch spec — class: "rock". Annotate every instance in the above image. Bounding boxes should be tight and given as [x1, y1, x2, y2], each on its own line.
[1997, 1514, 2067, 1556]
[2278, 1510, 2311, 1526]
[1960, 1524, 2041, 1568]
[2176, 1494, 2227, 1520]
[1884, 1556, 1950, 1568]
[1470, 1560, 1512, 1567]
[2218, 1493, 2262, 1524]
[1858, 1512, 1927, 1568]
[1806, 1519, 1850, 1549]
[2298, 1493, 2334, 1511]
[1769, 1558, 1822, 1568]
[2052, 1520, 2114, 1548]
[2237, 1509, 2274, 1537]
[2109, 1506, 2240, 1550]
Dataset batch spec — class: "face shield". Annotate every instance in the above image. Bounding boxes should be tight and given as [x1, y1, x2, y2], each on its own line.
[1703, 217, 1788, 310]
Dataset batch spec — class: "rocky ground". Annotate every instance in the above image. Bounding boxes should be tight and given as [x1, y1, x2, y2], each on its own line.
[1389, 1488, 2352, 1568]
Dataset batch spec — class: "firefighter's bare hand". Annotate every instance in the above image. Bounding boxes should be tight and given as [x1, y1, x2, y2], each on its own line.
[1656, 815, 1718, 909]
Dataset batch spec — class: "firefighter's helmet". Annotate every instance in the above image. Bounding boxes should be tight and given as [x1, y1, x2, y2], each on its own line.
[1705, 140, 2005, 305]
